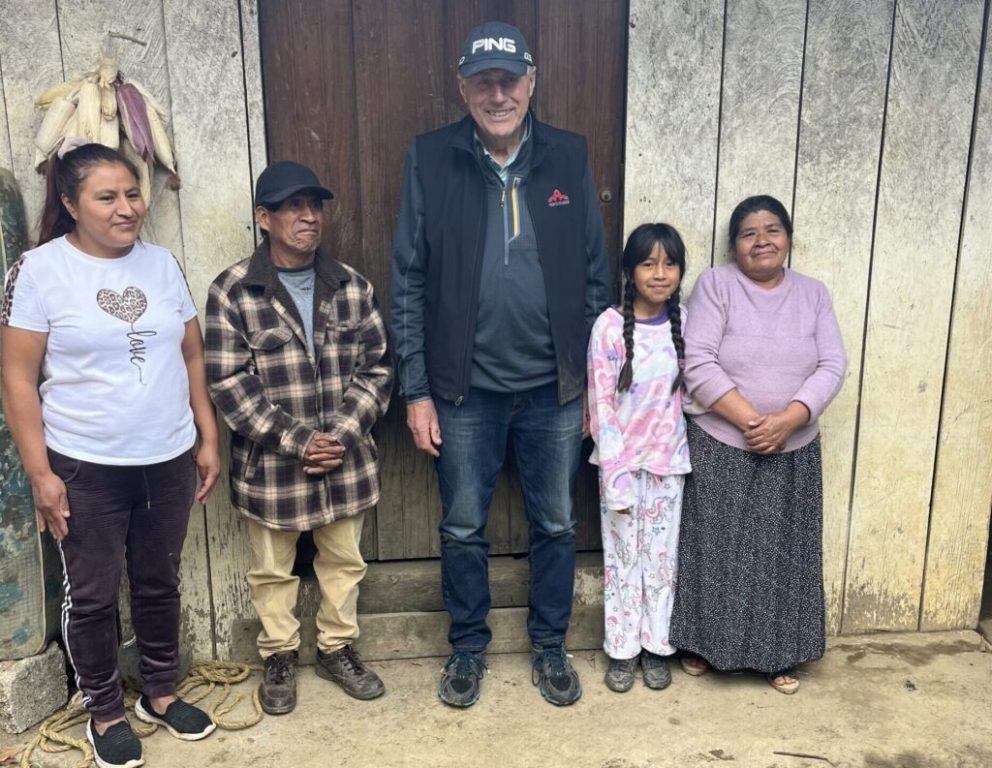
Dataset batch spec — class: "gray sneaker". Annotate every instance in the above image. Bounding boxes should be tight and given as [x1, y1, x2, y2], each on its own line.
[641, 650, 672, 690]
[259, 651, 297, 715]
[604, 655, 638, 693]
[531, 644, 582, 706]
[438, 651, 487, 708]
[316, 644, 385, 700]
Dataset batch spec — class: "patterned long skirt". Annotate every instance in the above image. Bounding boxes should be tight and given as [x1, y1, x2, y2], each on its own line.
[669, 419, 826, 674]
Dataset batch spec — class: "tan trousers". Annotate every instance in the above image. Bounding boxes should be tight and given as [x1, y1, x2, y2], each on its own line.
[246, 513, 366, 658]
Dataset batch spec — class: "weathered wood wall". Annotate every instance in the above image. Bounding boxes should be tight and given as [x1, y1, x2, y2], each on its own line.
[0, 0, 989, 659]
[626, 0, 992, 635]
[0, 0, 265, 660]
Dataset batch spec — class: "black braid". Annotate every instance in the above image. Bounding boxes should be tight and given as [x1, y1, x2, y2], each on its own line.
[667, 291, 685, 393]
[617, 279, 636, 392]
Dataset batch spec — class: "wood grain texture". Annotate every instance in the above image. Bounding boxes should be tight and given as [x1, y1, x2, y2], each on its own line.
[536, 0, 626, 263]
[534, 0, 627, 553]
[229, 604, 604, 662]
[0, 0, 63, 241]
[161, 0, 260, 660]
[163, 0, 256, 305]
[714, 0, 806, 262]
[791, 0, 893, 635]
[238, 0, 268, 238]
[0, 58, 12, 171]
[844, 0, 985, 633]
[350, 0, 448, 560]
[56, 0, 184, 263]
[624, 0, 723, 292]
[921, 9, 992, 631]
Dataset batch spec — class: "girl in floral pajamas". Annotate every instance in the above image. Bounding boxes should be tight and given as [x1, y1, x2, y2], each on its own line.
[587, 222, 691, 692]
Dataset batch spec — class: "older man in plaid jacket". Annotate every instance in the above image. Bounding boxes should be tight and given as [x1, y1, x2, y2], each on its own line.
[205, 161, 392, 715]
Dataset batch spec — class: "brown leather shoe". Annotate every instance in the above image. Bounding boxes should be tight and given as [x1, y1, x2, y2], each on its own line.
[259, 651, 297, 715]
[315, 645, 385, 700]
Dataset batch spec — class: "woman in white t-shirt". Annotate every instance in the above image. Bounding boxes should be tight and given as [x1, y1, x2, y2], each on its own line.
[1, 141, 219, 767]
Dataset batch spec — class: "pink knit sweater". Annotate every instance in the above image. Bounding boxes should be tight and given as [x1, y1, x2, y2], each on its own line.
[684, 263, 846, 452]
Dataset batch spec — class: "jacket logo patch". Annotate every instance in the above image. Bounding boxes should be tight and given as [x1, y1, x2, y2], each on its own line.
[547, 189, 570, 207]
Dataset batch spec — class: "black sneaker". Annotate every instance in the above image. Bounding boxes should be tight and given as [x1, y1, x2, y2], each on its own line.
[134, 694, 216, 740]
[531, 644, 582, 706]
[641, 650, 672, 690]
[316, 644, 385, 700]
[604, 655, 638, 693]
[259, 651, 298, 715]
[86, 719, 144, 768]
[438, 651, 487, 708]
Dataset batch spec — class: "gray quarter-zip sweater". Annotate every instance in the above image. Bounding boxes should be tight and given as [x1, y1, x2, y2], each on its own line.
[471, 123, 557, 392]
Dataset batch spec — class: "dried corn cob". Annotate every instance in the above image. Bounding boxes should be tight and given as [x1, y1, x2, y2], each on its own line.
[121, 140, 151, 205]
[34, 97, 77, 154]
[75, 81, 102, 141]
[117, 82, 154, 163]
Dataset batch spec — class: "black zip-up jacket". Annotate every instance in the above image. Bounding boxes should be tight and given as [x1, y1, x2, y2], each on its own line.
[390, 114, 611, 406]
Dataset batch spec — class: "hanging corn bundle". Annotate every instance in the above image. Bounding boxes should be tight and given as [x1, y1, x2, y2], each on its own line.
[32, 52, 179, 204]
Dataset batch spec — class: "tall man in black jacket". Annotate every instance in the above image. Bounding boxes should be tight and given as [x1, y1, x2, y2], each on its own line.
[390, 21, 610, 708]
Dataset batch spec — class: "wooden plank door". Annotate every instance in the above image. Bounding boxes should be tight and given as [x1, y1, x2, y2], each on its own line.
[258, 0, 627, 560]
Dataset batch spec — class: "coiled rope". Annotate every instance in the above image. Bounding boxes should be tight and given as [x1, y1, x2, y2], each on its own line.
[18, 660, 263, 768]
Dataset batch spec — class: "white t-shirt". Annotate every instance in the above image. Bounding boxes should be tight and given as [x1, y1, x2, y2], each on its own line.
[3, 236, 198, 464]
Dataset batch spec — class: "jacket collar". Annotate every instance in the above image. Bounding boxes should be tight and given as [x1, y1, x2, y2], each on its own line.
[450, 110, 550, 166]
[242, 238, 350, 294]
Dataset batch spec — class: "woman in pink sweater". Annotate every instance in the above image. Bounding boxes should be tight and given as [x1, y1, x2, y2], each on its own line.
[669, 195, 846, 694]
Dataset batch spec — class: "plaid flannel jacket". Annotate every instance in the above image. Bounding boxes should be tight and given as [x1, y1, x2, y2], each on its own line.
[205, 241, 392, 530]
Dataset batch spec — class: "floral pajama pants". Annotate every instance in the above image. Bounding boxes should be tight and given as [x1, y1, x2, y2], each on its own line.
[601, 471, 684, 659]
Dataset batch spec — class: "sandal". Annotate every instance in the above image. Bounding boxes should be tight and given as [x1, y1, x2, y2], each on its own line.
[768, 670, 800, 694]
[679, 653, 710, 677]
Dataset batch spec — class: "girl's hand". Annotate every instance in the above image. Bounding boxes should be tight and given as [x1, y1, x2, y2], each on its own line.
[32, 472, 71, 540]
[195, 443, 221, 503]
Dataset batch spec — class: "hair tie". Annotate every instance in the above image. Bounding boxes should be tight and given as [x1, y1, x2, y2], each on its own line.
[57, 135, 90, 160]
[678, 359, 686, 371]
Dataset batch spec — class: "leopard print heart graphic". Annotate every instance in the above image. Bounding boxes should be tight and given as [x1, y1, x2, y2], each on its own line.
[96, 287, 148, 324]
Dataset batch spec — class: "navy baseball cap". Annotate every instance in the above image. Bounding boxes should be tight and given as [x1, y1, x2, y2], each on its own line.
[458, 22, 534, 78]
[255, 161, 334, 207]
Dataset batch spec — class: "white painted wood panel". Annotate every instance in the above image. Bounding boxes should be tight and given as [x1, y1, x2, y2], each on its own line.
[0, 56, 13, 171]
[714, 0, 806, 260]
[791, 0, 893, 634]
[921, 12, 992, 631]
[623, 0, 723, 291]
[0, 1, 63, 240]
[239, 0, 268, 241]
[844, 0, 985, 633]
[161, 0, 261, 660]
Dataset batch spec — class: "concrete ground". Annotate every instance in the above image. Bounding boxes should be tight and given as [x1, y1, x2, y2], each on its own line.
[5, 630, 991, 768]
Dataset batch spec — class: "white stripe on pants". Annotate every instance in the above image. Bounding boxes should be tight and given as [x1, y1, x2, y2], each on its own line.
[601, 471, 684, 659]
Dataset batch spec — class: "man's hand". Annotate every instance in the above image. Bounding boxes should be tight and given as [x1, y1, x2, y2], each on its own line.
[406, 400, 442, 457]
[32, 471, 70, 540]
[304, 432, 346, 474]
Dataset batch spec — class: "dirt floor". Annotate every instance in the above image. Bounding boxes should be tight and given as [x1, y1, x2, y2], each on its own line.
[5, 630, 991, 768]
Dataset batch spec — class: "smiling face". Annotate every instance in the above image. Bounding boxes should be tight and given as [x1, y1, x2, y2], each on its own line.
[733, 209, 791, 288]
[631, 242, 682, 319]
[256, 193, 325, 267]
[459, 68, 535, 160]
[62, 162, 145, 258]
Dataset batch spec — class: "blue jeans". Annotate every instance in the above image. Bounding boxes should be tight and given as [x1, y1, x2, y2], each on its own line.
[435, 382, 583, 652]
